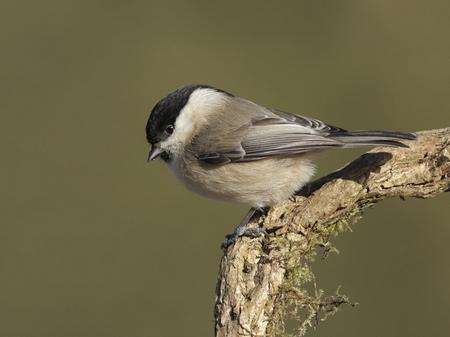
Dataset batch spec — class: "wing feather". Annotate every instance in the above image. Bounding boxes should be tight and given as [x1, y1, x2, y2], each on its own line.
[190, 98, 344, 164]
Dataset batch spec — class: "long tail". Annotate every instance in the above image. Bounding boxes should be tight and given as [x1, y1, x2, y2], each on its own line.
[330, 130, 417, 148]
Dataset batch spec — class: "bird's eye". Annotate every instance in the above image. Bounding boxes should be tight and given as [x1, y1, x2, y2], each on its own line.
[165, 124, 174, 135]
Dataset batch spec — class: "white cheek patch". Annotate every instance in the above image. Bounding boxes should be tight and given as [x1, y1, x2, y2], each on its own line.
[160, 88, 228, 155]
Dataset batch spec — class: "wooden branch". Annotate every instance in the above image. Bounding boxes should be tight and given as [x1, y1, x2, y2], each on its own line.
[214, 127, 450, 337]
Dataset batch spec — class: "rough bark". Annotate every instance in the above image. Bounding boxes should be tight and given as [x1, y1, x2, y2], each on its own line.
[214, 127, 450, 337]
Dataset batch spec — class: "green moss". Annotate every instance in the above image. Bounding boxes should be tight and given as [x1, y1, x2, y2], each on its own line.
[266, 201, 370, 336]
[321, 198, 379, 237]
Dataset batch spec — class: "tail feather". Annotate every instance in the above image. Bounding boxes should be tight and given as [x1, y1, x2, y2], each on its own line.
[330, 130, 417, 148]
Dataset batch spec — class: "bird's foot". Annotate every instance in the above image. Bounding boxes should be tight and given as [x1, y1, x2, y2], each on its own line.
[221, 226, 267, 249]
[221, 207, 268, 249]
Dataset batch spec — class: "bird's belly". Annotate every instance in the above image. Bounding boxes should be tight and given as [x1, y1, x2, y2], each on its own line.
[167, 156, 315, 208]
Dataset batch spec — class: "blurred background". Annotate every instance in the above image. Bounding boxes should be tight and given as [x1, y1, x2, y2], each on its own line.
[1, 0, 449, 336]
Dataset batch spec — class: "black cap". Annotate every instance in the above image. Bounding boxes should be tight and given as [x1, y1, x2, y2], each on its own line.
[145, 84, 232, 144]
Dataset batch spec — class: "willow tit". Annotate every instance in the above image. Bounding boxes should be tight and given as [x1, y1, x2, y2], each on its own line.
[146, 84, 415, 244]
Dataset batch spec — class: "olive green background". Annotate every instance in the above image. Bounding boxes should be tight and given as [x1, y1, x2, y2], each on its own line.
[1, 1, 449, 336]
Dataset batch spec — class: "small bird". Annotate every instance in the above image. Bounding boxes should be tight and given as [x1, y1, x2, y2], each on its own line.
[145, 84, 416, 245]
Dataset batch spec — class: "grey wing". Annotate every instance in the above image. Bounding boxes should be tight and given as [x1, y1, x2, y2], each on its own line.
[192, 99, 346, 164]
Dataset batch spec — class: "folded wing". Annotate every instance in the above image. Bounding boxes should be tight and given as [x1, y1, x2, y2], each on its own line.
[194, 107, 345, 164]
[192, 99, 415, 165]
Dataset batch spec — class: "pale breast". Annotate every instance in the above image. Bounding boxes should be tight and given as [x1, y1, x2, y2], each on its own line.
[166, 154, 316, 208]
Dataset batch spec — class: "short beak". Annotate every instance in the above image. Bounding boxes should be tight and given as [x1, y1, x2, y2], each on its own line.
[147, 144, 163, 162]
